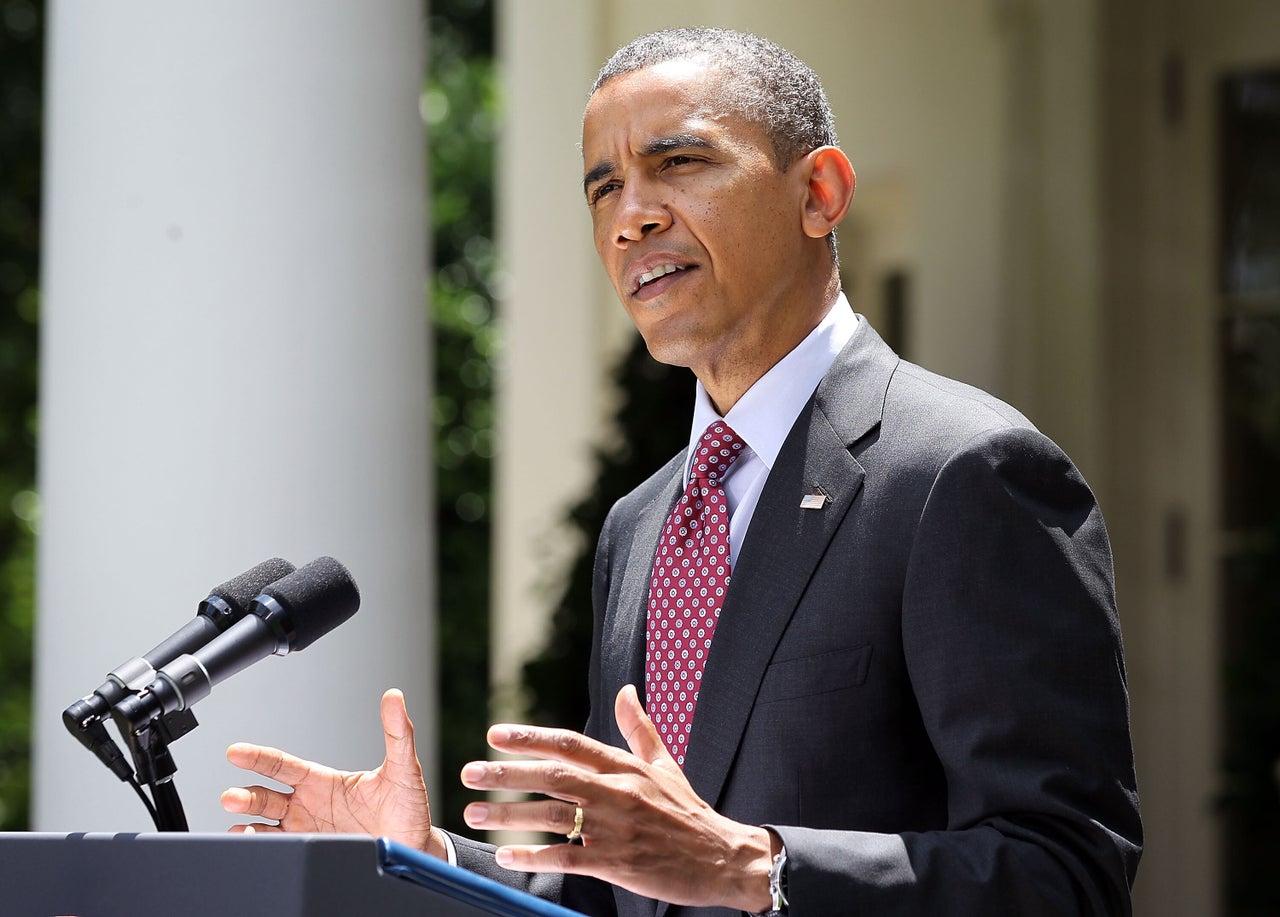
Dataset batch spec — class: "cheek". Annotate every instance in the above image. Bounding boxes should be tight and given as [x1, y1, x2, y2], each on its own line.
[591, 216, 609, 252]
[591, 228, 619, 278]
[725, 195, 791, 259]
[597, 245, 622, 286]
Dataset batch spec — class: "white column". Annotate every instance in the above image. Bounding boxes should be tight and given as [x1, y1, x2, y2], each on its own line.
[34, 0, 433, 832]
[492, 0, 607, 721]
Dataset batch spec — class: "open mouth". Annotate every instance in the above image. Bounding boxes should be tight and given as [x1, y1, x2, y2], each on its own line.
[634, 263, 689, 294]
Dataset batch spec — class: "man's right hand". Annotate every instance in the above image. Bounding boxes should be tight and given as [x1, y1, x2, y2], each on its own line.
[221, 688, 446, 858]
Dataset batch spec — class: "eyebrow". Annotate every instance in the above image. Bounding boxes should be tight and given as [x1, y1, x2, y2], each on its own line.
[643, 133, 714, 156]
[582, 133, 716, 197]
[583, 160, 616, 196]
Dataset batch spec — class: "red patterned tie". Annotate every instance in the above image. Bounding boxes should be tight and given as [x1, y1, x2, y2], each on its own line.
[646, 421, 745, 766]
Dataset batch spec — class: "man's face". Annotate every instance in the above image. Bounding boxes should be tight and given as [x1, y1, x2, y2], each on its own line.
[582, 60, 815, 388]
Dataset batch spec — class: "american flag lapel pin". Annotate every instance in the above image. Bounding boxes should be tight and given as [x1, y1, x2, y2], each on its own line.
[800, 486, 830, 510]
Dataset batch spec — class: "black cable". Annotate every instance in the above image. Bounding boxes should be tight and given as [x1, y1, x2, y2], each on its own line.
[128, 775, 161, 829]
[151, 777, 189, 831]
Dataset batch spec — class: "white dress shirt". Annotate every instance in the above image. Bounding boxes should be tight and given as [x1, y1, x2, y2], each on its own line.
[685, 293, 858, 566]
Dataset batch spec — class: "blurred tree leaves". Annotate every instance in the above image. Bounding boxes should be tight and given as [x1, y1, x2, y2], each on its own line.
[428, 0, 497, 831]
[0, 0, 41, 831]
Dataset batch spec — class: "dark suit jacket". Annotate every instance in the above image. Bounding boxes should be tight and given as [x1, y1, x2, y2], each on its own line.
[456, 320, 1142, 916]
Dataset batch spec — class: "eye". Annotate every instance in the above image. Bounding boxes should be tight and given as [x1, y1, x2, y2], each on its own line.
[589, 180, 620, 205]
[664, 155, 698, 169]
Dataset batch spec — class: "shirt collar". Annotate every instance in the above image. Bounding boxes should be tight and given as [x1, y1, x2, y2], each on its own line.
[686, 293, 859, 479]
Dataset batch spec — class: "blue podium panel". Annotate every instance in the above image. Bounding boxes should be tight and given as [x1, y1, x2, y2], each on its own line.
[0, 833, 585, 917]
[378, 839, 584, 917]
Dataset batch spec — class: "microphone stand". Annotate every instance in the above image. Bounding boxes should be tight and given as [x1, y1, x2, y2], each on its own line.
[112, 702, 200, 832]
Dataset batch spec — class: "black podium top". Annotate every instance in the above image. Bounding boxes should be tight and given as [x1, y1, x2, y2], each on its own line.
[0, 832, 585, 917]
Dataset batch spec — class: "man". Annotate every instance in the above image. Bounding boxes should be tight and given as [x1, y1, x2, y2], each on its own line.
[223, 28, 1142, 916]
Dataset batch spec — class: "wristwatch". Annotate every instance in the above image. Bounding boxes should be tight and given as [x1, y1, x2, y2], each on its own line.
[752, 844, 788, 916]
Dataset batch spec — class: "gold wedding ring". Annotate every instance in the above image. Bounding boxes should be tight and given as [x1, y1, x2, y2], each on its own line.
[565, 805, 584, 842]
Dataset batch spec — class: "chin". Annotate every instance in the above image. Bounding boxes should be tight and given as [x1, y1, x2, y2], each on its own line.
[637, 332, 700, 370]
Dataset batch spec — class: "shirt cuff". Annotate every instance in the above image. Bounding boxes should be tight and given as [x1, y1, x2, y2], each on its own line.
[438, 829, 458, 866]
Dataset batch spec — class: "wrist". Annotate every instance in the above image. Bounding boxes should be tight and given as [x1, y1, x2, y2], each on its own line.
[751, 829, 788, 916]
[425, 826, 450, 861]
[724, 825, 777, 913]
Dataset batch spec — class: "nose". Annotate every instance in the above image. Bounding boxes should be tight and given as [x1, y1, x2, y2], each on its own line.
[612, 179, 671, 247]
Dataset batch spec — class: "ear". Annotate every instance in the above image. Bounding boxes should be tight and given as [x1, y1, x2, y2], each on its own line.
[798, 146, 855, 240]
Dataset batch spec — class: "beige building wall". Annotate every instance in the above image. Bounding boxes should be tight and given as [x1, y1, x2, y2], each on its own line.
[1101, 2, 1280, 915]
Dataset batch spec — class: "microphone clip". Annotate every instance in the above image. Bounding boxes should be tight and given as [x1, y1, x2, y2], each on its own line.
[110, 701, 198, 831]
[111, 695, 199, 783]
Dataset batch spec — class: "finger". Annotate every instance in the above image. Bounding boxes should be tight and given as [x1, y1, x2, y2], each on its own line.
[225, 742, 317, 787]
[460, 758, 594, 798]
[492, 843, 586, 874]
[463, 798, 581, 835]
[220, 785, 290, 821]
[484, 723, 632, 774]
[380, 688, 421, 775]
[228, 822, 285, 835]
[614, 684, 670, 766]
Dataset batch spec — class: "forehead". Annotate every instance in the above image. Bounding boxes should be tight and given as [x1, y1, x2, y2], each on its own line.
[582, 60, 757, 158]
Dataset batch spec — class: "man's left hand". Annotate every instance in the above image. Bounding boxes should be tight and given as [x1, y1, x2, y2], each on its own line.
[461, 684, 776, 911]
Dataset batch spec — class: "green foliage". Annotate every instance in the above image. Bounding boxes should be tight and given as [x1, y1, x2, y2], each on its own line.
[0, 0, 42, 832]
[428, 0, 498, 832]
[522, 339, 692, 731]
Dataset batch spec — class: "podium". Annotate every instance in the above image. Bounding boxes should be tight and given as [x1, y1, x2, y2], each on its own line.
[0, 832, 585, 917]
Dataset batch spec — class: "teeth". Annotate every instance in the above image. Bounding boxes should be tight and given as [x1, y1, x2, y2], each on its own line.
[638, 264, 682, 287]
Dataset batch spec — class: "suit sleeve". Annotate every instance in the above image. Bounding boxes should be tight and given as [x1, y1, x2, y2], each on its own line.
[773, 426, 1142, 916]
[449, 833, 617, 915]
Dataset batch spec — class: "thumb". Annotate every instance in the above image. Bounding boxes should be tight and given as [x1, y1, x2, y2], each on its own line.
[380, 688, 422, 776]
[615, 684, 672, 766]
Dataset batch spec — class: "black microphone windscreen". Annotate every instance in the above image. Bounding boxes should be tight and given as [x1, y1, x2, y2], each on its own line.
[205, 557, 297, 618]
[258, 556, 360, 652]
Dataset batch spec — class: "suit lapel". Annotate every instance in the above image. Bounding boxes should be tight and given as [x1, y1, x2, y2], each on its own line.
[680, 320, 898, 810]
[601, 453, 685, 726]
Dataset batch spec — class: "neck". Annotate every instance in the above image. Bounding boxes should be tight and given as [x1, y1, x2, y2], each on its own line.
[698, 275, 841, 415]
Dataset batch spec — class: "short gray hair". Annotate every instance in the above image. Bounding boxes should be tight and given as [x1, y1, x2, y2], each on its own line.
[592, 28, 838, 170]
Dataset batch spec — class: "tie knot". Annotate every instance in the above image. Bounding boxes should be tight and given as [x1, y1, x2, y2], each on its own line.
[691, 421, 745, 486]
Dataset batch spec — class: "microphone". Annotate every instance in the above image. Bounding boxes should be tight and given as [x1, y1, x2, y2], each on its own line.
[63, 557, 297, 779]
[112, 556, 360, 733]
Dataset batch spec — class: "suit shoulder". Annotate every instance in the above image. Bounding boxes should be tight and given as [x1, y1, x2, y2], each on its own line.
[865, 361, 1055, 464]
[842, 360, 1087, 499]
[887, 361, 1035, 439]
[885, 368, 1100, 524]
